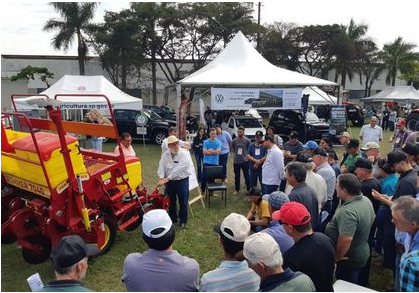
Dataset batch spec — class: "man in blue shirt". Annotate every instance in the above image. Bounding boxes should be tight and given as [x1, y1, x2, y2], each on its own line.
[215, 124, 232, 182]
[246, 130, 267, 189]
[200, 213, 260, 291]
[201, 128, 222, 192]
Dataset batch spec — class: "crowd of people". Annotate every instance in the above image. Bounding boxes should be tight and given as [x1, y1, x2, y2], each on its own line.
[39, 115, 419, 292]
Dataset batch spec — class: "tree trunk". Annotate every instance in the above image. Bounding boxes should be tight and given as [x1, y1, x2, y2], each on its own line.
[77, 32, 85, 75]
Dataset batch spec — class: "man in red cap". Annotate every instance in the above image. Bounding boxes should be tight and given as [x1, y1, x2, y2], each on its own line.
[389, 118, 410, 150]
[272, 202, 336, 292]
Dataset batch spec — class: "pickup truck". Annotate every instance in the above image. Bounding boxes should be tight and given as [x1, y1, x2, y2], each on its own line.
[113, 109, 175, 145]
[222, 115, 266, 141]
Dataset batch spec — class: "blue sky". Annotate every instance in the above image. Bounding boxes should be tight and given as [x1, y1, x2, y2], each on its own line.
[1, 1, 418, 56]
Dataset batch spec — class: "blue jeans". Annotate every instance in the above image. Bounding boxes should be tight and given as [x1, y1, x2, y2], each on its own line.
[219, 153, 229, 180]
[91, 137, 103, 151]
[336, 263, 362, 285]
[194, 151, 203, 183]
[249, 166, 262, 188]
[262, 184, 279, 195]
[234, 162, 250, 192]
[166, 177, 189, 224]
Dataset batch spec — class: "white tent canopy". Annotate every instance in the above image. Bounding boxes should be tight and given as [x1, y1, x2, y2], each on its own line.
[362, 86, 419, 102]
[14, 75, 142, 111]
[179, 31, 337, 87]
[304, 86, 338, 105]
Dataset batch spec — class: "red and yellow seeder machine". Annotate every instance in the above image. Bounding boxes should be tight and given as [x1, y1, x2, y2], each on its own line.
[1, 94, 169, 263]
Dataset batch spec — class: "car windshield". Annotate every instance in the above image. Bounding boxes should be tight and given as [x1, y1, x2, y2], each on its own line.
[306, 112, 321, 122]
[143, 109, 161, 119]
[235, 118, 262, 128]
[162, 106, 175, 114]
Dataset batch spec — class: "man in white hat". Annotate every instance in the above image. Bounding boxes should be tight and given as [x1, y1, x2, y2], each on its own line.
[361, 141, 382, 178]
[122, 209, 200, 291]
[200, 213, 260, 292]
[243, 233, 315, 292]
[157, 135, 194, 228]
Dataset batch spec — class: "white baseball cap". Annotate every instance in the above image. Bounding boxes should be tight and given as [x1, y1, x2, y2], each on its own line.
[243, 232, 282, 264]
[215, 213, 251, 243]
[142, 209, 173, 238]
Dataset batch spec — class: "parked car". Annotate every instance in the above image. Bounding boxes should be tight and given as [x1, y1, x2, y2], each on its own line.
[114, 108, 175, 145]
[223, 115, 265, 141]
[268, 109, 333, 142]
[143, 105, 199, 133]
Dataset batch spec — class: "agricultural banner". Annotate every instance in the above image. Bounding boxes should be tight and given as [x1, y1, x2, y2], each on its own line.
[329, 105, 347, 135]
[211, 87, 302, 110]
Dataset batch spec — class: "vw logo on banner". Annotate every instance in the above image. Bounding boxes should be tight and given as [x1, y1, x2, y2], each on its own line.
[215, 94, 224, 104]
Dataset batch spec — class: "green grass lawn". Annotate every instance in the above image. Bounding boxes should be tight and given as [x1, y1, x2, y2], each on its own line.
[2, 126, 395, 291]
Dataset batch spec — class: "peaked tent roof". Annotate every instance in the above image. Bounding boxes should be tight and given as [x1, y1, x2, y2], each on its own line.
[14, 75, 142, 111]
[304, 86, 337, 105]
[179, 31, 337, 87]
[362, 86, 419, 102]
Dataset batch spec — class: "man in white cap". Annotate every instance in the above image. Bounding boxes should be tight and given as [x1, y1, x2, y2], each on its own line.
[200, 213, 260, 292]
[338, 131, 351, 166]
[243, 232, 315, 292]
[157, 135, 194, 228]
[361, 141, 382, 178]
[122, 209, 199, 292]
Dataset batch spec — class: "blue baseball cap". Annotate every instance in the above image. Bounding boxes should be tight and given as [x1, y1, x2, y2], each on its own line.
[303, 140, 318, 149]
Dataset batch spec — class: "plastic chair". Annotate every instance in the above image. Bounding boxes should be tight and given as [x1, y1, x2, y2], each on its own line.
[204, 165, 227, 207]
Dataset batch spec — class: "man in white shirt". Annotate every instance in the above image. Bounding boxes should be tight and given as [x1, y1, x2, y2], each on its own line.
[114, 132, 136, 157]
[157, 136, 194, 228]
[262, 135, 285, 195]
[360, 116, 383, 147]
[161, 127, 190, 153]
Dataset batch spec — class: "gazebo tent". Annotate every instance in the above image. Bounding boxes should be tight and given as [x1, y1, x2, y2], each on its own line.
[304, 86, 337, 105]
[14, 75, 143, 112]
[362, 86, 419, 103]
[176, 31, 337, 125]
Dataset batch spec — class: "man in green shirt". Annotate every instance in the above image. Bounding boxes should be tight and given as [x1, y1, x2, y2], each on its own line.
[325, 173, 375, 286]
[41, 235, 99, 292]
[341, 139, 362, 174]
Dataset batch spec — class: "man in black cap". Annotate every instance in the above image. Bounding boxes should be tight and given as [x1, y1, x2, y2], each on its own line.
[283, 131, 303, 166]
[402, 143, 418, 169]
[41, 235, 99, 292]
[341, 139, 362, 174]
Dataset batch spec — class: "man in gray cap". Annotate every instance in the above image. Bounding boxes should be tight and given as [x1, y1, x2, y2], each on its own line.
[41, 235, 99, 292]
[261, 192, 294, 253]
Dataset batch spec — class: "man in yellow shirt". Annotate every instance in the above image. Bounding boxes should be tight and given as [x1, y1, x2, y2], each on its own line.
[246, 186, 270, 232]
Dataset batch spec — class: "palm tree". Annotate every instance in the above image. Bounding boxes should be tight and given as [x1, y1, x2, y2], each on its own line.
[43, 2, 98, 75]
[332, 19, 370, 89]
[380, 37, 418, 86]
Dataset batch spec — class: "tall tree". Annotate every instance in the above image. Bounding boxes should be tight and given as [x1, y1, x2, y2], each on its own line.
[331, 19, 371, 89]
[356, 42, 384, 97]
[380, 37, 418, 86]
[43, 2, 98, 75]
[92, 10, 145, 90]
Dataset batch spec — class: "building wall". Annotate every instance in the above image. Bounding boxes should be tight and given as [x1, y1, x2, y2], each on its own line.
[1, 54, 409, 114]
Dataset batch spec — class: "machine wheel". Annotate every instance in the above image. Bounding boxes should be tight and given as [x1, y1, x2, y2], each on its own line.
[22, 235, 51, 264]
[152, 131, 167, 145]
[406, 112, 419, 131]
[1, 232, 17, 244]
[98, 215, 117, 255]
[121, 210, 141, 232]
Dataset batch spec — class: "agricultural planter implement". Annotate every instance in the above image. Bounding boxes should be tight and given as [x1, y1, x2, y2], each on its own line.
[1, 94, 169, 264]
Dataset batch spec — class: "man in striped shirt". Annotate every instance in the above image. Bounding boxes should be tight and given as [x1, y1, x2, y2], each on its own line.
[200, 213, 260, 292]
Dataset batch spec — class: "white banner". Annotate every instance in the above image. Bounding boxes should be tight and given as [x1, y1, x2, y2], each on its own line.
[211, 87, 302, 110]
[199, 98, 206, 126]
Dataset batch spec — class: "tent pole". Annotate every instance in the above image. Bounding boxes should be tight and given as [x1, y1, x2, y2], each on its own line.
[176, 83, 181, 134]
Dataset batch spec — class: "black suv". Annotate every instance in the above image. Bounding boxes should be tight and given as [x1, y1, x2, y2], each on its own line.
[268, 109, 331, 142]
[143, 105, 199, 133]
[114, 109, 175, 145]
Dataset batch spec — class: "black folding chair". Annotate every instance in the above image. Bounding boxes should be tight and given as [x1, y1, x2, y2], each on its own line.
[204, 165, 227, 207]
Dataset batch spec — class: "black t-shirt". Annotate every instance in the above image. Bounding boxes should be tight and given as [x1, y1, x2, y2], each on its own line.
[361, 177, 381, 213]
[288, 183, 319, 228]
[394, 169, 418, 200]
[283, 232, 336, 292]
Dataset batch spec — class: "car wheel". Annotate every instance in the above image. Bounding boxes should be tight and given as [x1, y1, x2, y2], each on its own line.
[406, 112, 419, 131]
[152, 131, 167, 145]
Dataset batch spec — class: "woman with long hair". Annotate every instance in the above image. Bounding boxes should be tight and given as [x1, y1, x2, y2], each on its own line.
[192, 127, 208, 184]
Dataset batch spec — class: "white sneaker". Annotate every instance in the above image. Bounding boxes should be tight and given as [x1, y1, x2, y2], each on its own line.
[232, 191, 238, 195]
